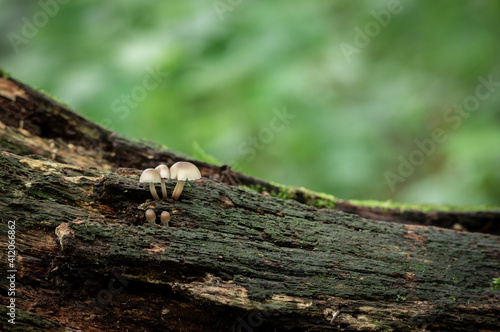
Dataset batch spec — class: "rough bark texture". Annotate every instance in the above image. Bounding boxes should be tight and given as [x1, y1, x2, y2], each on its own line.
[0, 75, 499, 331]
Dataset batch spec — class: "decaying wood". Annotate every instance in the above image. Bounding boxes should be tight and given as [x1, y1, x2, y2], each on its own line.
[0, 75, 499, 331]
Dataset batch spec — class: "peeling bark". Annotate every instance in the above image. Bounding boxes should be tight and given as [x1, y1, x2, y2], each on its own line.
[0, 75, 499, 331]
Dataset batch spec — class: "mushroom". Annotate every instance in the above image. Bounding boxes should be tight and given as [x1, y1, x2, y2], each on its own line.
[155, 164, 170, 199]
[170, 162, 201, 200]
[145, 209, 156, 223]
[160, 211, 170, 225]
[139, 168, 161, 200]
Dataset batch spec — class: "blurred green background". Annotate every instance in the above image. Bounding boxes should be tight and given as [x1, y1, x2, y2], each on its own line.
[1, 1, 499, 206]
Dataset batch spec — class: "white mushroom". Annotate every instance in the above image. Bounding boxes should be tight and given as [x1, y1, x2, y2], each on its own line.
[155, 164, 170, 199]
[139, 168, 161, 200]
[170, 162, 201, 200]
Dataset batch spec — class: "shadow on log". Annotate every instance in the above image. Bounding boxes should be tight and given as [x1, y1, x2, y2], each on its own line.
[0, 75, 499, 331]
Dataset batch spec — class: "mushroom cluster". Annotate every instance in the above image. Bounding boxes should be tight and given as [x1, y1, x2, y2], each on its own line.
[144, 209, 170, 225]
[139, 162, 201, 201]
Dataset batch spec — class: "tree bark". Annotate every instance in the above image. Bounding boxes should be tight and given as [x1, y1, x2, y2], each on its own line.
[0, 75, 499, 331]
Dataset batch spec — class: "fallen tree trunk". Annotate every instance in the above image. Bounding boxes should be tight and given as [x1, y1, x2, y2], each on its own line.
[0, 74, 499, 331]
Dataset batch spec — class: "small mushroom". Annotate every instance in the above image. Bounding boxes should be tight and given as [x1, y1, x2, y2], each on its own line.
[170, 162, 201, 200]
[155, 164, 170, 199]
[145, 209, 156, 223]
[140, 168, 161, 200]
[160, 211, 170, 225]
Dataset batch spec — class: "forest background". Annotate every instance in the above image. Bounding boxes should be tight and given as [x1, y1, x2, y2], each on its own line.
[2, 0, 499, 206]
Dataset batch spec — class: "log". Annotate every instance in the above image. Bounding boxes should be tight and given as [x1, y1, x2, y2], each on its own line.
[0, 74, 499, 331]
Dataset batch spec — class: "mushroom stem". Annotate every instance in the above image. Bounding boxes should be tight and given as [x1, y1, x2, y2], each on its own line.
[149, 182, 160, 200]
[160, 179, 167, 198]
[171, 180, 185, 200]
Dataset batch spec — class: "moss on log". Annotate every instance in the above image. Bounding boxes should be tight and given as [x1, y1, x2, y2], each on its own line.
[0, 75, 499, 331]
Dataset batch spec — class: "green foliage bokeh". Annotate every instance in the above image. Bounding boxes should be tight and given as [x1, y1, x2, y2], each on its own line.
[1, 0, 499, 206]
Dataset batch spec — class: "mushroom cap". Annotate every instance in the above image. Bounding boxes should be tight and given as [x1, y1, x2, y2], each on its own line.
[145, 209, 156, 223]
[140, 168, 161, 183]
[155, 164, 170, 179]
[170, 162, 201, 181]
[160, 211, 171, 223]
